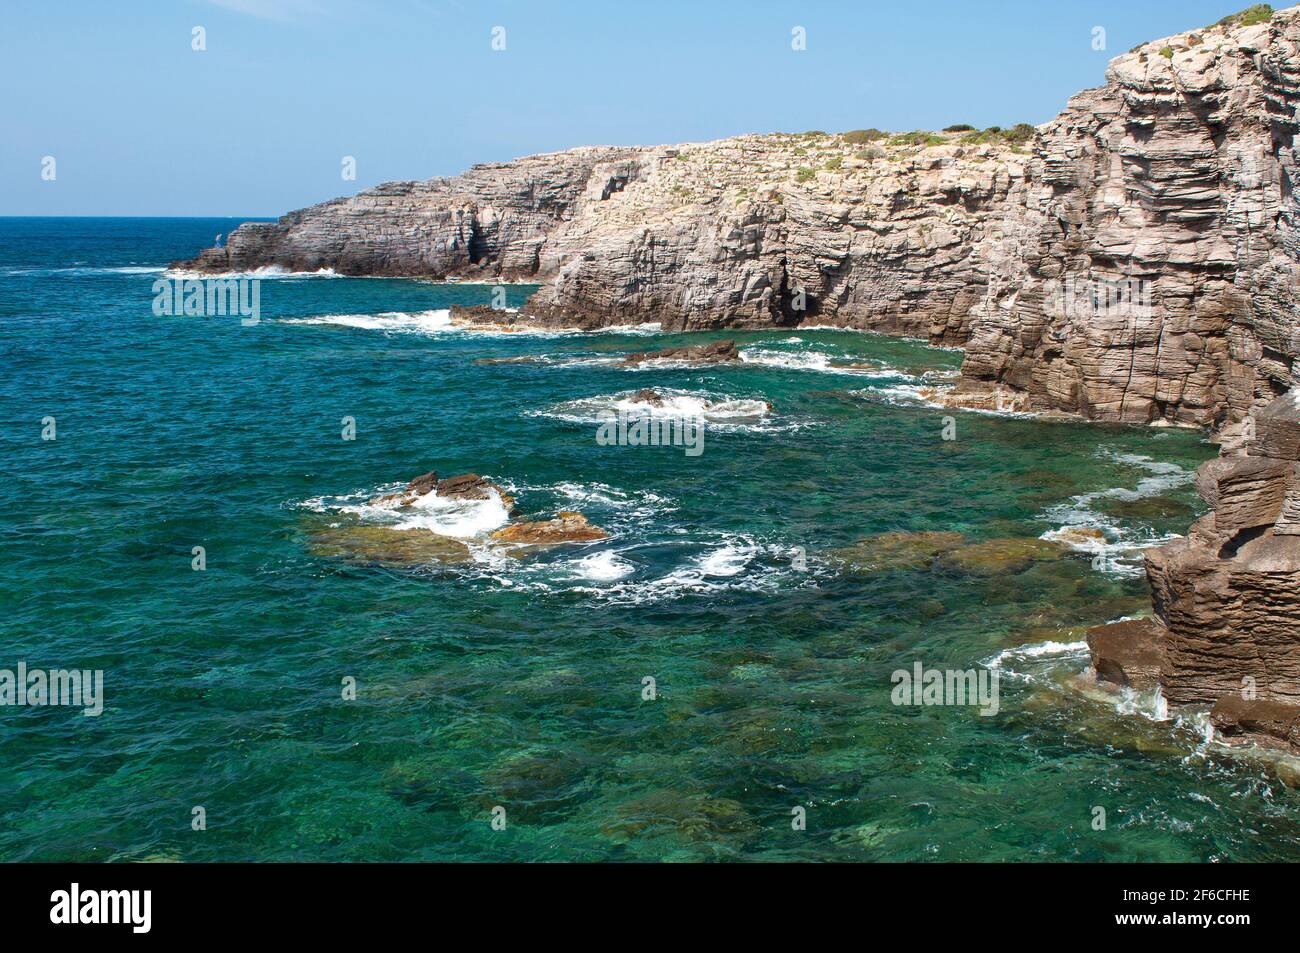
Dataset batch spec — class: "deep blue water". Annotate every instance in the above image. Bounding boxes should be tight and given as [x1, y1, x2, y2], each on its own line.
[1, 217, 1295, 862]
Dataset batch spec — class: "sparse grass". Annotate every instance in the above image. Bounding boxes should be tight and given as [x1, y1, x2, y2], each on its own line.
[1215, 4, 1273, 28]
[795, 167, 816, 183]
[824, 156, 843, 171]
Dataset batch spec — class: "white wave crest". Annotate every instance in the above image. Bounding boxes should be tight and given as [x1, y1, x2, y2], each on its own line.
[1039, 450, 1195, 576]
[303, 481, 510, 539]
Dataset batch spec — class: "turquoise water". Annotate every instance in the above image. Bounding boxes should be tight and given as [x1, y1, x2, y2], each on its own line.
[2, 217, 1295, 862]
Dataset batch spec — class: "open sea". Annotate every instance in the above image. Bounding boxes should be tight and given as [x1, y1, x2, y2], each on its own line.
[2, 216, 1296, 862]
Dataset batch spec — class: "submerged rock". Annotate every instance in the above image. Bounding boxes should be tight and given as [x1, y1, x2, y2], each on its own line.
[600, 789, 757, 845]
[309, 524, 472, 567]
[834, 530, 965, 573]
[1094, 495, 1194, 522]
[623, 339, 740, 366]
[939, 537, 1066, 575]
[491, 511, 608, 546]
[1047, 526, 1107, 547]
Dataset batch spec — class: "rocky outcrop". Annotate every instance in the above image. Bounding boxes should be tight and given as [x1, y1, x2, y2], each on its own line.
[370, 471, 515, 509]
[622, 339, 740, 366]
[179, 148, 646, 279]
[491, 512, 608, 546]
[1092, 391, 1300, 748]
[176, 11, 1300, 426]
[176, 134, 1028, 342]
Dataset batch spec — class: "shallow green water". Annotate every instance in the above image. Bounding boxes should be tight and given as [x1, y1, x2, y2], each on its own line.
[2, 218, 1294, 862]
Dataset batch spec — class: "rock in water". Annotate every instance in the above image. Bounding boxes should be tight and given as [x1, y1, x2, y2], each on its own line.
[309, 524, 472, 567]
[1086, 619, 1164, 692]
[622, 340, 740, 366]
[939, 537, 1066, 575]
[1086, 391, 1300, 752]
[370, 471, 516, 509]
[834, 530, 966, 573]
[629, 388, 668, 407]
[490, 512, 608, 545]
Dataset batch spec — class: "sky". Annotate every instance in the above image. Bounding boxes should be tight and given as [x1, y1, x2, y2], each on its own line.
[0, 0, 1259, 216]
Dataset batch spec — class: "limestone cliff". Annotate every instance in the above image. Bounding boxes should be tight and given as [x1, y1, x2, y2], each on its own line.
[179, 9, 1300, 426]
[180, 134, 1026, 343]
[960, 8, 1300, 428]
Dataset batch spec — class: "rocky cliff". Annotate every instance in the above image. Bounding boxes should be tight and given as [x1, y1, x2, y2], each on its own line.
[959, 8, 1300, 428]
[179, 9, 1300, 426]
[181, 133, 1027, 343]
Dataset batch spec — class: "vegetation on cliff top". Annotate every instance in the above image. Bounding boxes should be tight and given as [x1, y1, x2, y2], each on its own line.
[1214, 4, 1273, 29]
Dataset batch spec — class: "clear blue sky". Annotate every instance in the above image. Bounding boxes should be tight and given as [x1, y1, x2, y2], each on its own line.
[0, 0, 1254, 215]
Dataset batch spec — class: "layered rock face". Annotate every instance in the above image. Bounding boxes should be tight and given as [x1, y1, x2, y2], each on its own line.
[179, 134, 1027, 342]
[1090, 390, 1300, 748]
[523, 136, 1026, 339]
[182, 147, 646, 278]
[960, 11, 1300, 428]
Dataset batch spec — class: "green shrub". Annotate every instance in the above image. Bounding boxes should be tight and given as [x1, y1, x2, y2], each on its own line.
[1215, 4, 1273, 28]
[842, 129, 886, 144]
[960, 124, 1037, 147]
[1159, 45, 1175, 59]
[1003, 123, 1037, 144]
[888, 130, 944, 147]
[795, 167, 816, 182]
[824, 156, 843, 171]
[943, 123, 976, 132]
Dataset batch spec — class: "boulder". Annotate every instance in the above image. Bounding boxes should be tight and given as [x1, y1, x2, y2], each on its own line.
[491, 512, 608, 545]
[1193, 455, 1292, 539]
[1210, 694, 1300, 748]
[1086, 619, 1164, 691]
